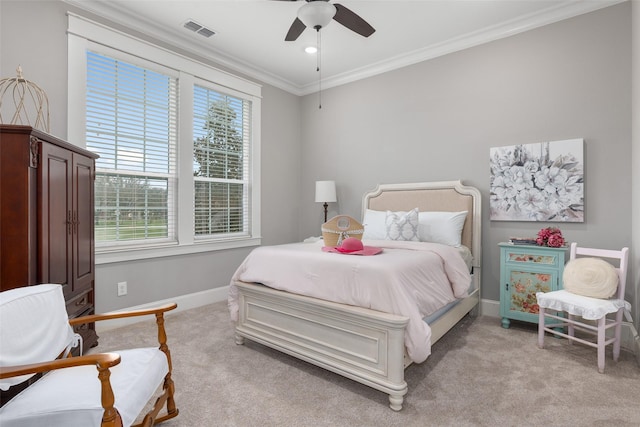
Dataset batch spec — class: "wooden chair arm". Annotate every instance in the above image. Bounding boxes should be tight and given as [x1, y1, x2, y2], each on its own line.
[0, 352, 120, 380]
[69, 303, 177, 378]
[69, 303, 177, 327]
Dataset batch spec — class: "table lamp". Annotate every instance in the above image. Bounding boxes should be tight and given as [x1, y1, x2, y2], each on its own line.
[315, 180, 336, 223]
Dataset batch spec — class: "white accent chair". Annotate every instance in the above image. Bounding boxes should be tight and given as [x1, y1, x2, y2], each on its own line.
[537, 243, 630, 373]
[0, 284, 178, 426]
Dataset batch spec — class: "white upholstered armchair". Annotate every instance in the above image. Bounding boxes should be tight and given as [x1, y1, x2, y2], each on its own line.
[0, 284, 178, 426]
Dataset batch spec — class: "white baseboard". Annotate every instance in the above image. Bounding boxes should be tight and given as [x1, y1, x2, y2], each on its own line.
[480, 298, 500, 318]
[95, 286, 229, 332]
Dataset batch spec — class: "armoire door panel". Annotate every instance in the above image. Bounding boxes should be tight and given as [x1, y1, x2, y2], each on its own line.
[39, 142, 73, 296]
[73, 154, 95, 294]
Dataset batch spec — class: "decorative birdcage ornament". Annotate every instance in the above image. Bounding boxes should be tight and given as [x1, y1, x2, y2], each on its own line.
[0, 65, 50, 133]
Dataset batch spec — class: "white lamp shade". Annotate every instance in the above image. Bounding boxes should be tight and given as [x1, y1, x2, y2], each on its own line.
[315, 180, 337, 203]
[298, 1, 336, 30]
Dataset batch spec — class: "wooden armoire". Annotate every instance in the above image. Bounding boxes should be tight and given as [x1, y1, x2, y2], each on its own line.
[0, 125, 99, 350]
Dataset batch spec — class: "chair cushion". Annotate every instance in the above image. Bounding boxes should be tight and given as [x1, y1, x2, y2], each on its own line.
[536, 290, 631, 320]
[0, 347, 168, 427]
[562, 257, 618, 298]
[0, 284, 76, 390]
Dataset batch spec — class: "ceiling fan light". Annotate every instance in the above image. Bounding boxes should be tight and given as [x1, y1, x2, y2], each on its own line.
[298, 1, 336, 30]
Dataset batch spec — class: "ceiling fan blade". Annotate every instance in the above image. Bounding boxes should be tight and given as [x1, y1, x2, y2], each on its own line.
[285, 17, 306, 41]
[333, 3, 375, 38]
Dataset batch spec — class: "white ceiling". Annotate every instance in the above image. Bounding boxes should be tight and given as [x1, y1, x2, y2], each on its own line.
[64, 0, 623, 95]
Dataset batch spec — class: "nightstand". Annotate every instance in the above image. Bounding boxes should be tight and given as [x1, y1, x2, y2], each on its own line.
[499, 243, 568, 328]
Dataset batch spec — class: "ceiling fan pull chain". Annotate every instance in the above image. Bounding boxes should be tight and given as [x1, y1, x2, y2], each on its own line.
[317, 29, 322, 109]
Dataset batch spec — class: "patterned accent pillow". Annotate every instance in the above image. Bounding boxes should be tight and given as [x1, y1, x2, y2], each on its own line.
[385, 208, 419, 241]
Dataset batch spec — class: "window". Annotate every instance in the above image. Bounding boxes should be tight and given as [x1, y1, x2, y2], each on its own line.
[193, 86, 251, 238]
[68, 14, 261, 263]
[87, 52, 177, 245]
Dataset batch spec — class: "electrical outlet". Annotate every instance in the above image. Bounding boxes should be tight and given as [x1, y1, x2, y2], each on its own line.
[117, 281, 128, 296]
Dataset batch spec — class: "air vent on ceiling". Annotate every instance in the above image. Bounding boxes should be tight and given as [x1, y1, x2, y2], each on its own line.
[183, 20, 215, 38]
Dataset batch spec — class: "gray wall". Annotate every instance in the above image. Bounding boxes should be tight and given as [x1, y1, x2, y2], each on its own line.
[0, 0, 302, 312]
[633, 0, 639, 328]
[1, 1, 636, 322]
[298, 3, 634, 309]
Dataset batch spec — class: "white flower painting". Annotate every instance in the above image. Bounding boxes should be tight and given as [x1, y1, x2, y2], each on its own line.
[490, 139, 584, 222]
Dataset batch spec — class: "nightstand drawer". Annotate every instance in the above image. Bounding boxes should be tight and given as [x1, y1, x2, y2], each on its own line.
[502, 247, 562, 268]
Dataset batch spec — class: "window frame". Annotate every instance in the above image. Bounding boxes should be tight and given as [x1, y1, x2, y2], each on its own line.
[67, 13, 262, 264]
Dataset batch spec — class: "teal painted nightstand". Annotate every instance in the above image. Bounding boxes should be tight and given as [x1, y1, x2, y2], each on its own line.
[499, 243, 568, 328]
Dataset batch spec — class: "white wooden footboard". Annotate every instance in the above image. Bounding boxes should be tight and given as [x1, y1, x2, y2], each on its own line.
[234, 281, 410, 411]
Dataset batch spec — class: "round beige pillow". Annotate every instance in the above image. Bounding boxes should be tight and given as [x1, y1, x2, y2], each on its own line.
[563, 257, 619, 298]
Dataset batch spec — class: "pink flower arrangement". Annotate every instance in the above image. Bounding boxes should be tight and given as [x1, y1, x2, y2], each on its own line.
[536, 227, 565, 248]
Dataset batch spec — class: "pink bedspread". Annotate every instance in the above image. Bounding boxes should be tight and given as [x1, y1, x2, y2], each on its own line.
[228, 240, 471, 363]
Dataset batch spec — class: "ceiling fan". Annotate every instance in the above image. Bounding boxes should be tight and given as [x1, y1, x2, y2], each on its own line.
[276, 0, 376, 41]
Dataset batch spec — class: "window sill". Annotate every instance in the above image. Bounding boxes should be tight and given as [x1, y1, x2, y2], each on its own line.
[95, 237, 261, 265]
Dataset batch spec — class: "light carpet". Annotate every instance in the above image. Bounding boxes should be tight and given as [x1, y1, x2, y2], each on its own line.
[94, 301, 640, 427]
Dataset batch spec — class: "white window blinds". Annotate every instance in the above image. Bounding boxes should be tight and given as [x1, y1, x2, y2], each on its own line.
[86, 51, 178, 245]
[193, 85, 251, 237]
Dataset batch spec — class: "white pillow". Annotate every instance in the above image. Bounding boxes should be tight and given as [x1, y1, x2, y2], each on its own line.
[362, 209, 388, 240]
[385, 208, 419, 241]
[563, 257, 619, 298]
[418, 211, 468, 247]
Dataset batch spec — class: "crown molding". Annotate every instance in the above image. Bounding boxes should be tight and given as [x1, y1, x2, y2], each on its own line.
[305, 0, 626, 95]
[63, 0, 625, 97]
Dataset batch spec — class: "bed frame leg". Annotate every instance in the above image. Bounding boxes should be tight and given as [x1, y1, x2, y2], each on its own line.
[235, 333, 245, 345]
[389, 394, 403, 411]
[470, 305, 479, 317]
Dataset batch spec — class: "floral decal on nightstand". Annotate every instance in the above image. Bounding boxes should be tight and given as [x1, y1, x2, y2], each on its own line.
[508, 252, 555, 264]
[510, 271, 552, 314]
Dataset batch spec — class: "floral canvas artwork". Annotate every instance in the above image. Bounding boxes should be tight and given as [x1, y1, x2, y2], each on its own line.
[490, 139, 584, 222]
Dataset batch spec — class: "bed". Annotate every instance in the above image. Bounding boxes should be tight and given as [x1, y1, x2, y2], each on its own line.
[228, 180, 481, 410]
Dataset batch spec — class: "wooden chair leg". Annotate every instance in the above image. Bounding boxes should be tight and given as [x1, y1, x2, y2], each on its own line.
[613, 310, 623, 362]
[132, 374, 179, 427]
[597, 317, 606, 373]
[156, 373, 179, 423]
[567, 313, 575, 344]
[538, 307, 545, 349]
